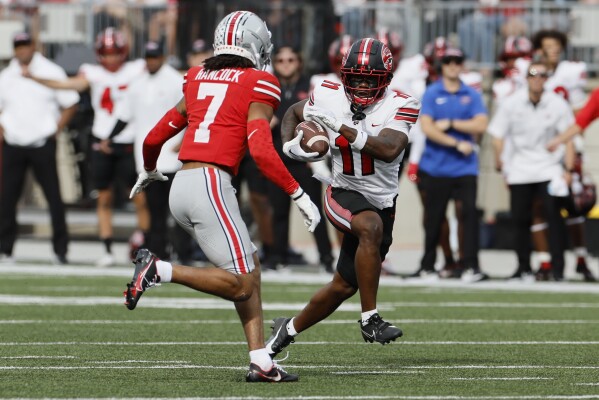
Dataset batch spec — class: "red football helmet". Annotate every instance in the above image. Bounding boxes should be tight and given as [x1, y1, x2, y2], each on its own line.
[328, 34, 354, 76]
[375, 28, 403, 69]
[95, 27, 128, 72]
[500, 35, 532, 61]
[423, 36, 449, 82]
[340, 38, 393, 108]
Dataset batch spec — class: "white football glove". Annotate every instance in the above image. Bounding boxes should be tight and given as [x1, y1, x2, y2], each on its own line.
[291, 188, 321, 233]
[129, 169, 168, 198]
[283, 129, 325, 162]
[304, 106, 342, 132]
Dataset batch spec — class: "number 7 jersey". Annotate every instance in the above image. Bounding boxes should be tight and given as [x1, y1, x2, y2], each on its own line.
[307, 80, 420, 209]
[179, 65, 281, 175]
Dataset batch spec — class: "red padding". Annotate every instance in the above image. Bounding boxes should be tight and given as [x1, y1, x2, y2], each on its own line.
[247, 118, 299, 196]
[143, 107, 188, 171]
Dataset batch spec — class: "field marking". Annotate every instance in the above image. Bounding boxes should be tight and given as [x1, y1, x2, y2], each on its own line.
[575, 383, 599, 386]
[4, 396, 599, 399]
[450, 378, 553, 381]
[2, 294, 599, 310]
[3, 319, 599, 325]
[0, 356, 76, 359]
[2, 264, 599, 294]
[2, 341, 599, 346]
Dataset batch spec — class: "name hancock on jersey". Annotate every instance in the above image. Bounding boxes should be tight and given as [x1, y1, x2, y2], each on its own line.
[194, 68, 245, 83]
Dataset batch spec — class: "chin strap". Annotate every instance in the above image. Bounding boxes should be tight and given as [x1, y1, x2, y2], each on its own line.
[351, 104, 366, 122]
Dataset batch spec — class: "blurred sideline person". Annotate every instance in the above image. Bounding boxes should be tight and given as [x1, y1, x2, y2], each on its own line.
[489, 61, 572, 281]
[123, 11, 321, 382]
[107, 41, 191, 263]
[407, 40, 484, 279]
[521, 29, 591, 278]
[269, 45, 334, 272]
[25, 27, 147, 267]
[0, 32, 79, 265]
[416, 48, 488, 282]
[266, 38, 418, 357]
[186, 38, 213, 68]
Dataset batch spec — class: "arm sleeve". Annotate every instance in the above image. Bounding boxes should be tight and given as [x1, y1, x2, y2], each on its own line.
[408, 121, 426, 164]
[142, 107, 188, 171]
[419, 88, 435, 117]
[247, 118, 299, 196]
[569, 63, 588, 110]
[556, 99, 575, 133]
[575, 88, 599, 130]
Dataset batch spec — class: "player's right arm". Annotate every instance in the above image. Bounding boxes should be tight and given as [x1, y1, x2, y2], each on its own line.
[280, 99, 308, 143]
[25, 72, 91, 93]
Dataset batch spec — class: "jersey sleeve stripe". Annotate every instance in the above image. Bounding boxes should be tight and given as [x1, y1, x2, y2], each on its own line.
[254, 87, 281, 101]
[397, 108, 419, 114]
[256, 79, 281, 93]
[395, 115, 418, 123]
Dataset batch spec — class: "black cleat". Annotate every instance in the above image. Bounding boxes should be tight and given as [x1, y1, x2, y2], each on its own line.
[246, 362, 299, 382]
[265, 317, 295, 357]
[576, 260, 596, 282]
[124, 248, 160, 310]
[359, 313, 403, 344]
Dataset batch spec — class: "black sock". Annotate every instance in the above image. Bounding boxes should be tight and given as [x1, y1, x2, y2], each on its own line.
[103, 238, 113, 254]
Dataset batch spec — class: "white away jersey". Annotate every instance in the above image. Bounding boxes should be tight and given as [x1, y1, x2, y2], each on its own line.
[518, 58, 588, 109]
[309, 72, 341, 92]
[389, 54, 428, 100]
[306, 80, 420, 209]
[79, 59, 146, 143]
[118, 64, 185, 174]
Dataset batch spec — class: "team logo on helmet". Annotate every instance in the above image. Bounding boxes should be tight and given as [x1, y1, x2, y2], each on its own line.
[381, 45, 393, 72]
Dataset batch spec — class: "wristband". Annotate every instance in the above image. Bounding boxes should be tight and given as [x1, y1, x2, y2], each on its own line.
[350, 130, 368, 150]
[291, 188, 305, 201]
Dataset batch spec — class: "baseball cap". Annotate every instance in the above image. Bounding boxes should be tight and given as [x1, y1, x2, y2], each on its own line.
[144, 41, 164, 58]
[190, 39, 209, 54]
[441, 48, 465, 63]
[13, 32, 33, 47]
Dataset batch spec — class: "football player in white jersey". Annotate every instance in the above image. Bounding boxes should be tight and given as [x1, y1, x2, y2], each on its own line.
[265, 38, 419, 357]
[492, 36, 533, 107]
[26, 27, 147, 267]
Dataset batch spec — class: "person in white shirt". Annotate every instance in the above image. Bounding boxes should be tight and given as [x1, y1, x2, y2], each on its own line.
[489, 61, 574, 281]
[108, 41, 191, 263]
[0, 33, 79, 265]
[25, 27, 147, 267]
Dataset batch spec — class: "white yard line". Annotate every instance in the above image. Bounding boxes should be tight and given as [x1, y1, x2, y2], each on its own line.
[1, 295, 599, 310]
[2, 341, 599, 346]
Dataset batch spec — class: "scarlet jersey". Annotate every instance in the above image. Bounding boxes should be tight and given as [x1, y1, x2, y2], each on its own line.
[307, 80, 420, 209]
[79, 59, 146, 143]
[178, 66, 281, 175]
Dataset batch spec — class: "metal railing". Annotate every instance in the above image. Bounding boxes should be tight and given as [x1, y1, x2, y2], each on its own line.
[0, 1, 598, 73]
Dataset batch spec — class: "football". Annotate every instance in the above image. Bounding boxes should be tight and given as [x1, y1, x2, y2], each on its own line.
[295, 120, 330, 157]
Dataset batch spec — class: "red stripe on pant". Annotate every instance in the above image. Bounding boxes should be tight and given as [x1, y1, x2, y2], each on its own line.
[208, 169, 247, 274]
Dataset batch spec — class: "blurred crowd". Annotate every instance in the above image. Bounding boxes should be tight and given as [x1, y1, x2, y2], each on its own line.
[0, 0, 597, 283]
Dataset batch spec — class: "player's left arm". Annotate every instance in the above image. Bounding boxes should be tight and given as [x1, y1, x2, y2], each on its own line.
[449, 91, 488, 136]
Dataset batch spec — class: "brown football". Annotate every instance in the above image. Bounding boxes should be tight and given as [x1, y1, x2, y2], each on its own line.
[295, 120, 330, 157]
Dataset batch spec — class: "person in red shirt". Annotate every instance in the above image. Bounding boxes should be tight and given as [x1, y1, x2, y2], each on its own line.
[123, 11, 322, 382]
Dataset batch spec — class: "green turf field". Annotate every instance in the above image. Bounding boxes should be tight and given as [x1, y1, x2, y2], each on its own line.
[1, 270, 599, 399]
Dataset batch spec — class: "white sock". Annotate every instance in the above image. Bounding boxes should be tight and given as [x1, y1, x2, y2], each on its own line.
[287, 317, 298, 336]
[537, 252, 551, 263]
[361, 309, 378, 325]
[156, 260, 172, 283]
[574, 247, 587, 258]
[249, 348, 273, 371]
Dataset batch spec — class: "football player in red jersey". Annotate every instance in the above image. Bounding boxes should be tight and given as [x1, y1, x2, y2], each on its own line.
[24, 27, 148, 267]
[265, 38, 419, 357]
[123, 11, 321, 382]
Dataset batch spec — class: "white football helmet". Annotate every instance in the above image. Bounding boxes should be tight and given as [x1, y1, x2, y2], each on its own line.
[213, 11, 273, 70]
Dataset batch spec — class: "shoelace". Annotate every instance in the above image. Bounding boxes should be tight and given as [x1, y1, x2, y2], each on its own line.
[273, 351, 290, 363]
[272, 360, 290, 374]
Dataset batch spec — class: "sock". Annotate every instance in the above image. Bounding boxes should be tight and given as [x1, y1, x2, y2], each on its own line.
[287, 317, 298, 336]
[574, 247, 587, 259]
[537, 252, 551, 264]
[103, 238, 113, 254]
[249, 348, 273, 371]
[156, 260, 172, 283]
[361, 309, 378, 325]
